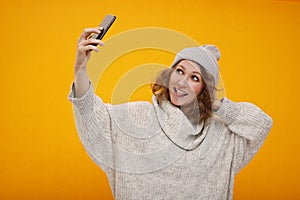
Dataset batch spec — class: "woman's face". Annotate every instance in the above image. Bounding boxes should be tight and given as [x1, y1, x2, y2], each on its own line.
[169, 60, 204, 106]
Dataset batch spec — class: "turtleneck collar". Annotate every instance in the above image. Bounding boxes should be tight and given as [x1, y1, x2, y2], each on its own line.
[152, 96, 209, 151]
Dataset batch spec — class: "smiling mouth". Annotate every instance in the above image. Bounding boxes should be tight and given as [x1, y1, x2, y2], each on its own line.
[174, 87, 188, 97]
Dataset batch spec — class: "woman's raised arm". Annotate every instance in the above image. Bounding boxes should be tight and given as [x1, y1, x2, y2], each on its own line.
[73, 27, 104, 98]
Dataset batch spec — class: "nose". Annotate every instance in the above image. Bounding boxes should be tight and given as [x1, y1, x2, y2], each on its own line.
[178, 76, 188, 87]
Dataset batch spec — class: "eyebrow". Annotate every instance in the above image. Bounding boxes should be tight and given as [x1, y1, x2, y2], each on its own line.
[178, 64, 201, 75]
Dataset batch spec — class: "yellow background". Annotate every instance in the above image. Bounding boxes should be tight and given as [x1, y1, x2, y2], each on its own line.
[1, 0, 299, 199]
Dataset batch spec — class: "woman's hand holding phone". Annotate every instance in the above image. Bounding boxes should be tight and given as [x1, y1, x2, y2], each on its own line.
[73, 27, 104, 98]
[73, 14, 116, 98]
[75, 27, 104, 73]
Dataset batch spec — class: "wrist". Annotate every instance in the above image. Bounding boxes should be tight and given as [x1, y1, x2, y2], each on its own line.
[217, 98, 239, 125]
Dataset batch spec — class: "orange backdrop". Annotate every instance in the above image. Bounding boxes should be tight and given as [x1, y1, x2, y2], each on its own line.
[1, 0, 299, 199]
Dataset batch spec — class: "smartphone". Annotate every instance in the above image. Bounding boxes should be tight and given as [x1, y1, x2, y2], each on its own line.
[91, 14, 116, 45]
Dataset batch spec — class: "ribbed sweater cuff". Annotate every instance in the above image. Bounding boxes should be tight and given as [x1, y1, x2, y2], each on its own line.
[218, 97, 239, 125]
[68, 81, 94, 117]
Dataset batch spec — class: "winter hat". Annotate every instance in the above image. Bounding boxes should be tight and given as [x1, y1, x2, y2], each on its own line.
[170, 45, 221, 86]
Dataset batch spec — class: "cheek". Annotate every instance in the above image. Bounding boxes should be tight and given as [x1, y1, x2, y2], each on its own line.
[169, 73, 178, 85]
[190, 83, 203, 96]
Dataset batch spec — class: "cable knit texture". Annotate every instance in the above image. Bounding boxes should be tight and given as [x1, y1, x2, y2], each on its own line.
[68, 82, 273, 200]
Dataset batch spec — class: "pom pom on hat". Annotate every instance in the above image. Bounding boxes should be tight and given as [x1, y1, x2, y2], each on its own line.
[170, 45, 220, 86]
[201, 45, 221, 61]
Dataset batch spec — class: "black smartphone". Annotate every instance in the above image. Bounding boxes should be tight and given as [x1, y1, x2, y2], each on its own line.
[91, 14, 116, 45]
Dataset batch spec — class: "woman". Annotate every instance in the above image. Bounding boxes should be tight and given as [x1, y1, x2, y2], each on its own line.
[68, 27, 273, 200]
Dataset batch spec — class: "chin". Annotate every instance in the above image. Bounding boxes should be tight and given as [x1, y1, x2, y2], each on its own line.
[170, 96, 180, 106]
[170, 96, 188, 107]
[171, 101, 181, 106]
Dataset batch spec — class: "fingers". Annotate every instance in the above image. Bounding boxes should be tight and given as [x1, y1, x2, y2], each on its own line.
[77, 38, 104, 55]
[78, 27, 102, 41]
[79, 38, 104, 47]
[77, 28, 105, 55]
[78, 27, 104, 48]
[78, 44, 99, 54]
[75, 27, 105, 68]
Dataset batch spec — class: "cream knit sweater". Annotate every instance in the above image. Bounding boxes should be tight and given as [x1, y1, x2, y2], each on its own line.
[68, 82, 273, 200]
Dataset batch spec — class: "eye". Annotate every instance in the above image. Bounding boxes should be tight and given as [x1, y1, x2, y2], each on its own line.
[191, 75, 200, 82]
[176, 68, 184, 75]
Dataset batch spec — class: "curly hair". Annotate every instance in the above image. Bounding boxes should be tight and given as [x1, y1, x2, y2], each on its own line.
[151, 64, 216, 124]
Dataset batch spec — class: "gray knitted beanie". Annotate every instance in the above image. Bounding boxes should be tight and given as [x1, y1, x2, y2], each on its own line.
[170, 45, 220, 86]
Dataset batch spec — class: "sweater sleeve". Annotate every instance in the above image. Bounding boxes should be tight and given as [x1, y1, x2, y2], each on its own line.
[68, 82, 114, 171]
[216, 97, 273, 174]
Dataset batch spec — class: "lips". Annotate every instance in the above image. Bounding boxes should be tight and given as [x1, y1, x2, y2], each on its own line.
[174, 87, 188, 97]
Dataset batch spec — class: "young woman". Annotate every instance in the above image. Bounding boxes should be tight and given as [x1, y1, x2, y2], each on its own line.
[68, 27, 273, 200]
